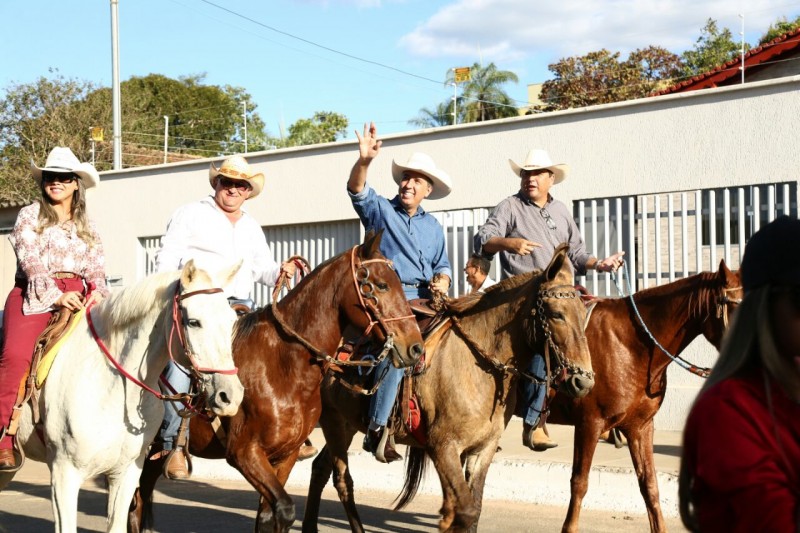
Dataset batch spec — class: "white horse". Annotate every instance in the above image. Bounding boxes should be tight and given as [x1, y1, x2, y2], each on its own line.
[8, 260, 245, 532]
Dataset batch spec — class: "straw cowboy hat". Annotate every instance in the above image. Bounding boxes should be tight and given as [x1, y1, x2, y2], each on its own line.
[509, 149, 569, 185]
[391, 152, 452, 200]
[209, 155, 264, 199]
[31, 147, 99, 189]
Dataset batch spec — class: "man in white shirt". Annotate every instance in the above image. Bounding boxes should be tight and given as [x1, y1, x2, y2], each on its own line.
[464, 253, 496, 294]
[153, 155, 305, 479]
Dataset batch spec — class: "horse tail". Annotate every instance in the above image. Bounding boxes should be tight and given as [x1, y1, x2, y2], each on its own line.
[393, 446, 427, 510]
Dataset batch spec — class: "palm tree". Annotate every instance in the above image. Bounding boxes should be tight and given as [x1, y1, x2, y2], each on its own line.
[451, 62, 520, 122]
[409, 100, 458, 128]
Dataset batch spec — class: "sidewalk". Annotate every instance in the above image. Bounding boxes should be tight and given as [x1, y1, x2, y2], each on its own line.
[193, 419, 682, 517]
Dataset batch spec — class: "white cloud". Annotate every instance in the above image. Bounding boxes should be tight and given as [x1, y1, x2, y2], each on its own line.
[399, 0, 800, 62]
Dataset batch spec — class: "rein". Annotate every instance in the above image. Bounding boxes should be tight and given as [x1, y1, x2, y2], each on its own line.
[611, 260, 742, 378]
[269, 245, 416, 394]
[450, 283, 594, 388]
[86, 284, 234, 401]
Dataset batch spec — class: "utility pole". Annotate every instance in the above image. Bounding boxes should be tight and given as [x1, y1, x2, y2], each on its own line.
[163, 116, 169, 164]
[243, 101, 248, 153]
[739, 14, 746, 84]
[110, 0, 122, 169]
[451, 71, 458, 125]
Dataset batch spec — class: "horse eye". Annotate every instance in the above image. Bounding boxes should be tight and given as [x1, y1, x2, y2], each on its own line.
[376, 282, 389, 292]
[186, 318, 201, 328]
[549, 312, 565, 321]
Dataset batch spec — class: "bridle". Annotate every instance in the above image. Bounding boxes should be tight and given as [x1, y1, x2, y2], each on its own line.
[716, 286, 743, 328]
[451, 283, 594, 390]
[87, 283, 238, 402]
[269, 245, 416, 380]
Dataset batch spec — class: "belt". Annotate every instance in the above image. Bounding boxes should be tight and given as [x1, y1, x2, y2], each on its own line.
[52, 272, 79, 279]
[402, 282, 428, 288]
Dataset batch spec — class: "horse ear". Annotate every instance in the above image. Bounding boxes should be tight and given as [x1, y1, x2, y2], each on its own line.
[180, 259, 198, 286]
[545, 243, 570, 282]
[220, 260, 243, 287]
[717, 259, 730, 279]
[360, 229, 384, 259]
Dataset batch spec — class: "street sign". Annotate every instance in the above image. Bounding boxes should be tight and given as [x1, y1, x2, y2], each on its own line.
[454, 67, 471, 83]
[90, 127, 104, 142]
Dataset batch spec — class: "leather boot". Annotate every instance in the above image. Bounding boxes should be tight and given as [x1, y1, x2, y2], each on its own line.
[165, 447, 190, 480]
[362, 429, 402, 463]
[0, 448, 16, 470]
[298, 438, 318, 461]
[522, 423, 558, 451]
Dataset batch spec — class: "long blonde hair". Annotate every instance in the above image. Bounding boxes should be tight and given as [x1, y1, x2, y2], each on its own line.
[678, 286, 800, 530]
[36, 176, 97, 247]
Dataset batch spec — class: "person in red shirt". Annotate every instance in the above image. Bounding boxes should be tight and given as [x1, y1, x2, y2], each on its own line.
[679, 216, 800, 532]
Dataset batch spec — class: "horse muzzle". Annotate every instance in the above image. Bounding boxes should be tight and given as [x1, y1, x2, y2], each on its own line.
[561, 372, 595, 399]
[204, 374, 245, 417]
[391, 340, 425, 368]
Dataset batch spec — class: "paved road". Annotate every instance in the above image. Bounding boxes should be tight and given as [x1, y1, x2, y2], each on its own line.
[0, 460, 688, 532]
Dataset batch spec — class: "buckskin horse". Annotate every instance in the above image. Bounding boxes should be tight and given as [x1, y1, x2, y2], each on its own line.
[303, 243, 595, 533]
[4, 260, 244, 533]
[128, 230, 424, 533]
[545, 260, 742, 533]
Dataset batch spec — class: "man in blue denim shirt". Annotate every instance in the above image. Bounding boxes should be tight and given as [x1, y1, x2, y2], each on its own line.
[348, 122, 453, 462]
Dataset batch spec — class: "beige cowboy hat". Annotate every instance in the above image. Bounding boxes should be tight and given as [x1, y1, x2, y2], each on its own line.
[509, 149, 569, 184]
[209, 155, 264, 199]
[391, 152, 452, 200]
[31, 147, 99, 189]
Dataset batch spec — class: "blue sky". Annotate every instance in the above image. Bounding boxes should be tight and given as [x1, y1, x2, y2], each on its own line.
[3, 0, 800, 142]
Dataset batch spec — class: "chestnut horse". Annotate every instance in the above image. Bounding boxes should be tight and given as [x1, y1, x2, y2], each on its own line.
[545, 260, 742, 533]
[303, 244, 596, 533]
[128, 231, 425, 533]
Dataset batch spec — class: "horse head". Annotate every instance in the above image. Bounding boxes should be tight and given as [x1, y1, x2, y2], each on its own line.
[529, 243, 595, 398]
[173, 260, 245, 417]
[701, 259, 743, 349]
[343, 230, 425, 368]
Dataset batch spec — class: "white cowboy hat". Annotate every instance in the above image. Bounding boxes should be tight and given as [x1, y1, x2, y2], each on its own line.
[391, 152, 452, 200]
[30, 147, 99, 189]
[508, 149, 569, 184]
[209, 155, 264, 199]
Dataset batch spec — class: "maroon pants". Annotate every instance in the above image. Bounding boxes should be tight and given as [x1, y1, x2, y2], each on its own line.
[0, 277, 84, 449]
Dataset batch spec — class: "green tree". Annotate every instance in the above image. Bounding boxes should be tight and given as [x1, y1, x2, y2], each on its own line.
[280, 111, 348, 147]
[681, 19, 747, 77]
[409, 100, 462, 128]
[449, 63, 519, 122]
[759, 15, 800, 44]
[538, 47, 683, 111]
[0, 72, 270, 203]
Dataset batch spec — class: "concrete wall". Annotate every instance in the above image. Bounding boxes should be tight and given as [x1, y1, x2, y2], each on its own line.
[2, 75, 798, 429]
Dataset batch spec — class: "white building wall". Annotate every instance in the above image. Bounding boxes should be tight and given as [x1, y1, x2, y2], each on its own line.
[4, 76, 797, 430]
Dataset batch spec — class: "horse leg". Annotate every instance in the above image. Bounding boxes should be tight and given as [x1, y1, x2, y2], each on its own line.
[428, 444, 479, 533]
[106, 463, 146, 533]
[463, 443, 499, 533]
[624, 421, 667, 533]
[50, 461, 84, 533]
[230, 444, 296, 533]
[562, 420, 604, 533]
[128, 453, 165, 533]
[302, 444, 334, 533]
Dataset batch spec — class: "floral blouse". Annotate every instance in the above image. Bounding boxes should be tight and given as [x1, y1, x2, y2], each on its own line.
[9, 202, 109, 315]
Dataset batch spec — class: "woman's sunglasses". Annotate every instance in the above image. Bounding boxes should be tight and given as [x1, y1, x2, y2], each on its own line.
[42, 172, 77, 184]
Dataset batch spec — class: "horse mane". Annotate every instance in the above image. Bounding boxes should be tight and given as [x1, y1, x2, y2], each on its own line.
[447, 270, 541, 316]
[633, 271, 723, 319]
[92, 270, 179, 330]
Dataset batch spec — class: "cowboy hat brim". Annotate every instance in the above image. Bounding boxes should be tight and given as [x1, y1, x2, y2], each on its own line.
[391, 160, 452, 201]
[30, 161, 99, 189]
[209, 164, 264, 199]
[508, 159, 569, 185]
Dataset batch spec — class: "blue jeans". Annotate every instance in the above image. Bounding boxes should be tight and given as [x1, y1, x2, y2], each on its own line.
[367, 357, 405, 427]
[157, 360, 192, 450]
[520, 353, 546, 427]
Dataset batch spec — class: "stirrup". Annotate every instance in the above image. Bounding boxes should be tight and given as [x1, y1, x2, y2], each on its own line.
[374, 429, 397, 464]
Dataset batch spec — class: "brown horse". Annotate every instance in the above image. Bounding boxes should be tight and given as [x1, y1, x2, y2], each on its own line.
[544, 260, 742, 533]
[303, 244, 596, 533]
[128, 231, 425, 533]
